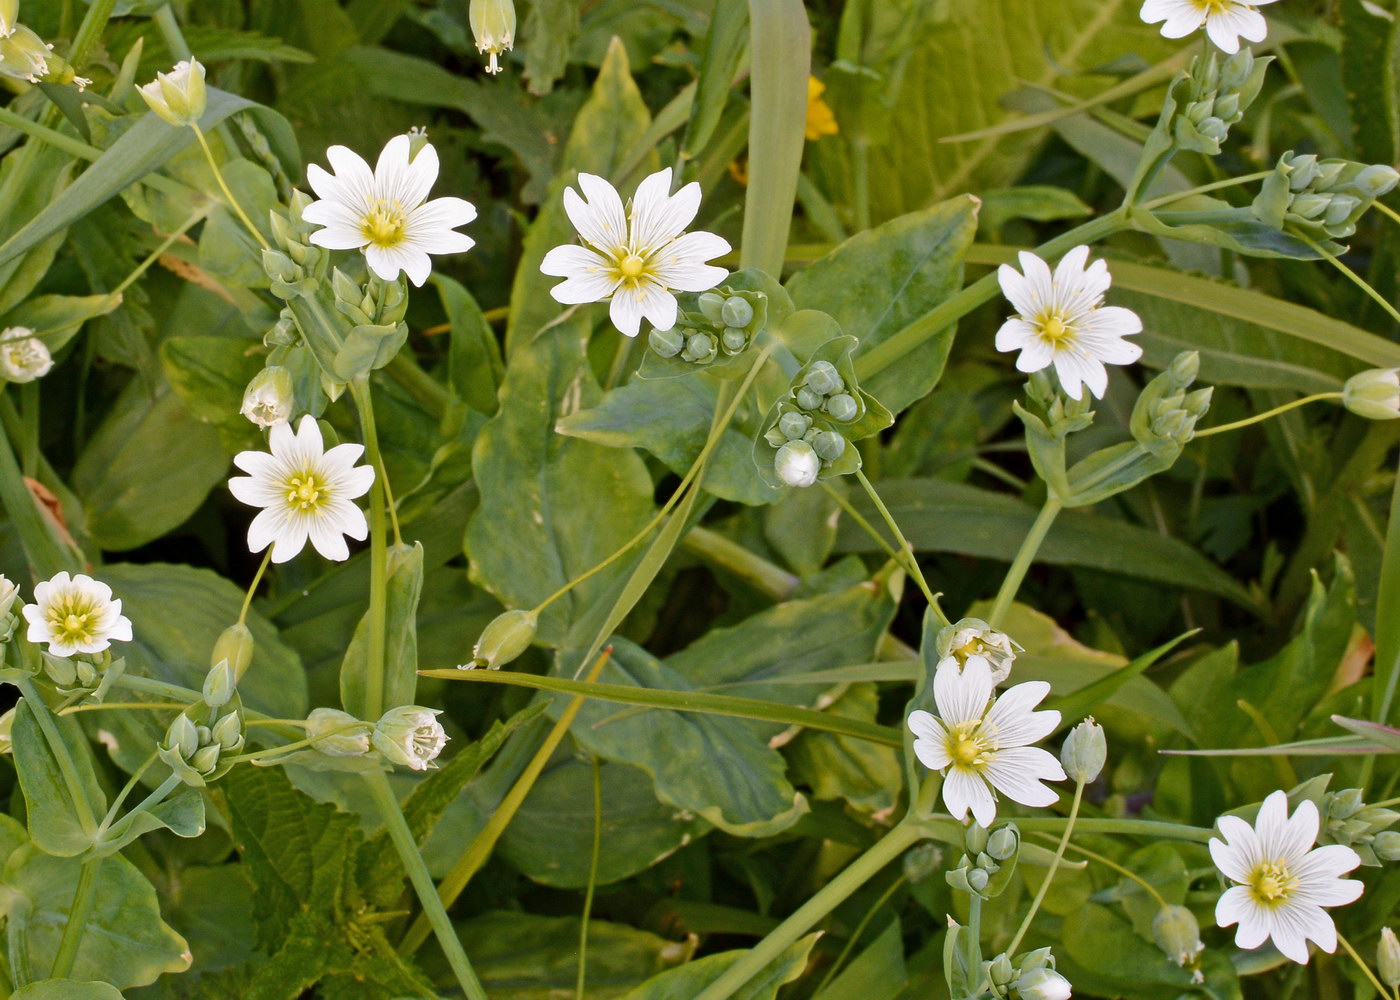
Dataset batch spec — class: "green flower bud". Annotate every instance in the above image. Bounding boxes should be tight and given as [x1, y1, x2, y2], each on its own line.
[1355, 164, 1400, 199]
[263, 249, 298, 284]
[212, 624, 254, 682]
[805, 361, 843, 396]
[774, 440, 820, 488]
[1014, 967, 1072, 1000]
[1374, 830, 1400, 860]
[944, 865, 974, 894]
[189, 744, 221, 774]
[1061, 718, 1106, 783]
[794, 386, 823, 411]
[202, 659, 236, 708]
[469, 0, 516, 74]
[137, 58, 207, 127]
[987, 825, 1019, 861]
[41, 652, 77, 688]
[1213, 92, 1240, 120]
[721, 328, 748, 354]
[1152, 905, 1204, 969]
[373, 706, 449, 770]
[1218, 48, 1254, 91]
[966, 867, 989, 893]
[721, 296, 754, 328]
[811, 430, 846, 462]
[1343, 368, 1400, 421]
[1323, 194, 1361, 228]
[167, 713, 200, 759]
[241, 366, 295, 428]
[1289, 192, 1330, 220]
[212, 711, 244, 751]
[965, 824, 989, 854]
[763, 425, 788, 448]
[987, 953, 1016, 988]
[648, 327, 684, 358]
[682, 332, 716, 364]
[778, 411, 811, 441]
[697, 292, 726, 325]
[0, 24, 50, 84]
[469, 608, 538, 669]
[306, 707, 373, 757]
[1380, 928, 1400, 988]
[825, 393, 859, 422]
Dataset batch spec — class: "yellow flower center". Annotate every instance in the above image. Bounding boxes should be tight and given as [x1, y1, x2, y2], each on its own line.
[618, 253, 647, 279]
[47, 598, 97, 644]
[1038, 313, 1072, 343]
[286, 475, 325, 511]
[1248, 860, 1298, 906]
[362, 200, 408, 248]
[946, 721, 995, 769]
[1191, 0, 1236, 10]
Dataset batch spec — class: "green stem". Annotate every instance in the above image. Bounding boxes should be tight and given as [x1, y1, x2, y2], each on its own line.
[1036, 835, 1167, 907]
[238, 549, 273, 625]
[350, 379, 390, 721]
[576, 755, 603, 1000]
[963, 893, 983, 997]
[1139, 170, 1274, 211]
[363, 769, 488, 1000]
[1336, 930, 1392, 999]
[18, 382, 37, 479]
[854, 469, 946, 622]
[69, 0, 118, 68]
[16, 677, 97, 837]
[0, 106, 186, 198]
[987, 496, 1062, 629]
[1005, 781, 1084, 956]
[1193, 392, 1342, 438]
[680, 525, 799, 600]
[95, 753, 156, 837]
[152, 3, 193, 61]
[191, 124, 270, 250]
[1303, 236, 1400, 326]
[94, 774, 182, 851]
[692, 822, 924, 1000]
[1013, 816, 1213, 843]
[49, 858, 99, 979]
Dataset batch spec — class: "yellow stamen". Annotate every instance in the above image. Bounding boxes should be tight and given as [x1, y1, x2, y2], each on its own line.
[618, 254, 646, 279]
[362, 200, 407, 247]
[1040, 314, 1070, 342]
[1191, 0, 1233, 10]
[946, 721, 994, 769]
[1248, 860, 1297, 905]
[287, 475, 323, 510]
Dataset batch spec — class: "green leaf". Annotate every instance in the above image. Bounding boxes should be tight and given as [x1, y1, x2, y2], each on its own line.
[682, 0, 748, 159]
[340, 540, 423, 719]
[91, 784, 206, 857]
[0, 292, 121, 355]
[12, 982, 126, 999]
[12, 699, 106, 856]
[1044, 629, 1198, 735]
[813, 916, 907, 1000]
[1341, 0, 1399, 164]
[617, 932, 818, 1000]
[522, 0, 581, 96]
[466, 322, 654, 646]
[159, 335, 265, 452]
[787, 684, 903, 814]
[786, 198, 979, 412]
[436, 274, 504, 416]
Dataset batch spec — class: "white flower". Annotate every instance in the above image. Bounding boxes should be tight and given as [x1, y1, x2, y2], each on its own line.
[240, 366, 294, 428]
[995, 246, 1143, 400]
[373, 705, 448, 770]
[228, 414, 375, 564]
[23, 572, 133, 657]
[302, 134, 477, 287]
[1210, 789, 1364, 964]
[0, 328, 52, 383]
[540, 167, 731, 337]
[907, 655, 1064, 828]
[1140, 0, 1278, 54]
[936, 617, 1020, 685]
[137, 59, 207, 127]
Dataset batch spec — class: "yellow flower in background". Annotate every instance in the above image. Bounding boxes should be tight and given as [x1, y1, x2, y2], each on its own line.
[805, 76, 838, 141]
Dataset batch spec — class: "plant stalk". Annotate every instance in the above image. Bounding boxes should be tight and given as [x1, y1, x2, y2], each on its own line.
[350, 378, 391, 721]
[49, 858, 100, 979]
[988, 496, 1062, 628]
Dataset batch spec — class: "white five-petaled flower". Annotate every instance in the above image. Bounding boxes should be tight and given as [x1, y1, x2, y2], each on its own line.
[23, 572, 133, 657]
[0, 327, 51, 383]
[540, 167, 731, 338]
[1211, 790, 1363, 964]
[995, 246, 1143, 401]
[302, 134, 477, 287]
[1140, 0, 1278, 54]
[228, 415, 375, 564]
[907, 655, 1065, 828]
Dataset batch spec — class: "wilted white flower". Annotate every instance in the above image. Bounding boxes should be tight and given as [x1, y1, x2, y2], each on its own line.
[228, 414, 375, 564]
[469, 0, 515, 74]
[373, 705, 448, 770]
[1211, 789, 1364, 964]
[240, 366, 294, 427]
[908, 655, 1064, 828]
[302, 134, 477, 286]
[0, 23, 49, 84]
[306, 707, 373, 757]
[1140, 0, 1278, 54]
[995, 246, 1142, 401]
[937, 617, 1019, 684]
[540, 168, 731, 337]
[137, 58, 207, 127]
[0, 328, 52, 383]
[22, 571, 133, 657]
[0, 0, 17, 38]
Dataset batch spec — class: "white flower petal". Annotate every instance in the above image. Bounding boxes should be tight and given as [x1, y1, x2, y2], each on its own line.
[631, 172, 703, 251]
[609, 286, 646, 337]
[567, 173, 629, 252]
[943, 767, 996, 827]
[984, 746, 1063, 808]
[982, 680, 1057, 747]
[933, 655, 993, 725]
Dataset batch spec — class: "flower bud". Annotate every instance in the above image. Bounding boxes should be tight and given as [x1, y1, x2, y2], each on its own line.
[1343, 368, 1400, 421]
[697, 291, 726, 324]
[1374, 830, 1400, 861]
[0, 329, 52, 384]
[0, 574, 19, 620]
[469, 0, 516, 74]
[1015, 967, 1072, 1000]
[469, 608, 537, 669]
[987, 825, 1019, 861]
[937, 618, 1019, 683]
[721, 328, 748, 354]
[1060, 718, 1106, 783]
[405, 125, 430, 160]
[189, 744, 221, 774]
[825, 393, 859, 422]
[263, 249, 298, 284]
[778, 411, 811, 441]
[202, 659, 236, 708]
[212, 624, 255, 682]
[1218, 48, 1254, 91]
[1356, 164, 1400, 199]
[166, 713, 200, 759]
[306, 707, 373, 757]
[811, 430, 846, 462]
[775, 440, 820, 488]
[0, 24, 50, 84]
[682, 332, 716, 364]
[966, 867, 989, 893]
[1380, 927, 1400, 989]
[805, 361, 843, 396]
[212, 710, 244, 750]
[1213, 92, 1240, 120]
[721, 296, 754, 328]
[138, 58, 207, 127]
[373, 705, 448, 770]
[1152, 905, 1204, 969]
[987, 953, 1016, 988]
[240, 365, 295, 427]
[648, 326, 685, 358]
[965, 824, 989, 854]
[794, 386, 823, 411]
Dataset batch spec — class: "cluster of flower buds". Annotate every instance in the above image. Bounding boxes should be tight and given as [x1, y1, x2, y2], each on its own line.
[41, 648, 125, 700]
[946, 821, 1020, 898]
[0, 1, 87, 90]
[936, 617, 1019, 684]
[0, 327, 52, 384]
[1342, 367, 1400, 421]
[1317, 787, 1400, 866]
[137, 59, 207, 128]
[469, 0, 516, 75]
[1022, 369, 1095, 439]
[764, 361, 863, 488]
[649, 289, 766, 366]
[1252, 151, 1400, 244]
[1152, 904, 1205, 984]
[1131, 351, 1212, 457]
[466, 608, 538, 670]
[265, 192, 330, 300]
[985, 947, 1072, 1000]
[157, 625, 252, 786]
[1173, 49, 1269, 156]
[324, 267, 411, 378]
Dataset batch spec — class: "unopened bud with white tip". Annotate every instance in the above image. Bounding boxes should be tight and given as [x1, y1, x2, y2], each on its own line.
[1060, 718, 1106, 784]
[138, 58, 207, 127]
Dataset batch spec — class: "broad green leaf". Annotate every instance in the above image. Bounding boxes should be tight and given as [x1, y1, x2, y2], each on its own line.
[340, 540, 423, 719]
[682, 0, 748, 158]
[436, 274, 504, 416]
[787, 684, 903, 814]
[786, 197, 979, 412]
[159, 335, 265, 453]
[0, 292, 120, 355]
[1058, 902, 1229, 1000]
[12, 982, 125, 999]
[813, 916, 907, 1000]
[90, 784, 206, 857]
[1341, 0, 1399, 163]
[617, 931, 818, 1000]
[12, 698, 106, 856]
[466, 322, 654, 646]
[522, 0, 581, 96]
[835, 478, 1258, 608]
